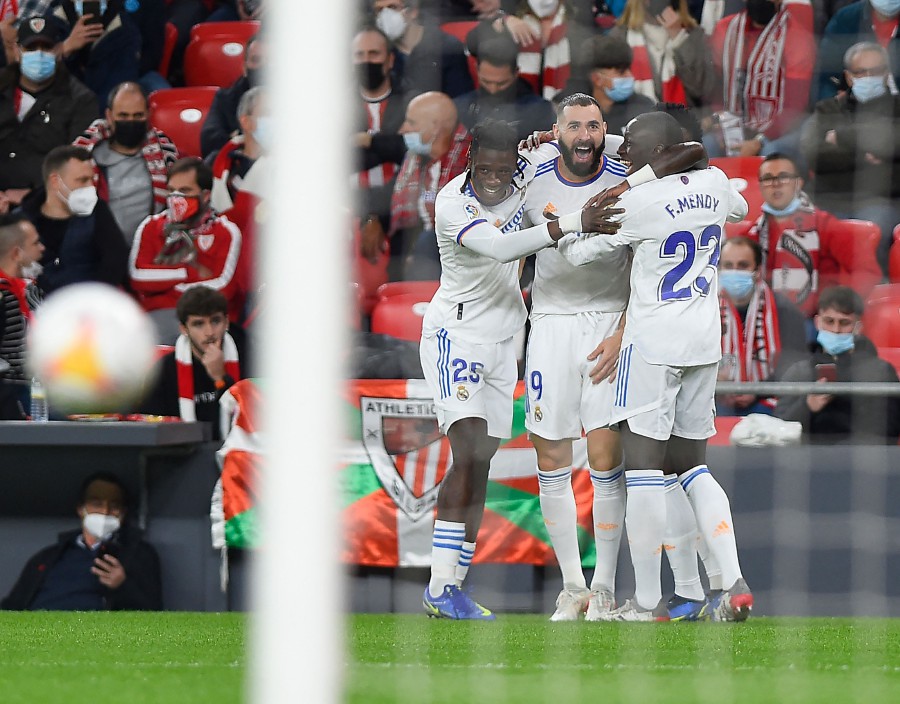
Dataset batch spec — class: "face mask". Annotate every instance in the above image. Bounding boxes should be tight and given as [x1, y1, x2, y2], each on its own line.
[167, 191, 202, 223]
[376, 7, 408, 41]
[817, 329, 855, 356]
[719, 270, 755, 299]
[20, 261, 43, 279]
[357, 61, 386, 91]
[245, 67, 261, 87]
[851, 75, 888, 103]
[59, 181, 98, 216]
[745, 0, 777, 25]
[112, 119, 147, 149]
[402, 132, 433, 156]
[870, 0, 900, 18]
[252, 115, 271, 151]
[761, 195, 801, 217]
[82, 512, 120, 542]
[20, 50, 57, 83]
[605, 76, 635, 102]
[527, 0, 558, 18]
[75, 0, 108, 17]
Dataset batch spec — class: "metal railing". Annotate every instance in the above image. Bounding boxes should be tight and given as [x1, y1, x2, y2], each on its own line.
[716, 381, 900, 396]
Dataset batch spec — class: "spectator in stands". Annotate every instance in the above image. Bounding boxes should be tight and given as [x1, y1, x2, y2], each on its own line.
[210, 86, 265, 214]
[774, 285, 900, 444]
[372, 0, 474, 98]
[1, 472, 163, 611]
[200, 33, 264, 159]
[705, 0, 816, 159]
[0, 213, 43, 420]
[608, 0, 714, 110]
[730, 152, 883, 319]
[801, 41, 900, 274]
[717, 235, 808, 416]
[128, 157, 243, 343]
[815, 0, 900, 103]
[365, 91, 470, 281]
[812, 0, 857, 37]
[559, 33, 655, 136]
[140, 285, 249, 440]
[0, 16, 97, 206]
[19, 145, 129, 295]
[453, 36, 555, 141]
[72, 81, 180, 246]
[352, 26, 409, 265]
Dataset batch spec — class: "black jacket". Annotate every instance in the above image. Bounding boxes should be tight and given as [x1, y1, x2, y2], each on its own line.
[1, 527, 163, 611]
[200, 74, 251, 159]
[454, 77, 556, 142]
[774, 335, 900, 444]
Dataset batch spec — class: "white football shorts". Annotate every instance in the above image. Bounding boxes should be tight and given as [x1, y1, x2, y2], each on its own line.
[609, 343, 717, 441]
[524, 311, 623, 440]
[419, 328, 519, 438]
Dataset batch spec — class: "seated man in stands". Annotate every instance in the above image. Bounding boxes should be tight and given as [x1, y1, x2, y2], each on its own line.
[717, 236, 808, 416]
[140, 285, 250, 441]
[128, 157, 243, 343]
[774, 285, 900, 445]
[729, 153, 883, 321]
[210, 87, 266, 214]
[73, 81, 180, 246]
[1, 472, 162, 611]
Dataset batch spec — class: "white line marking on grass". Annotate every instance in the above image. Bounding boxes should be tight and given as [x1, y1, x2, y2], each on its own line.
[350, 662, 900, 674]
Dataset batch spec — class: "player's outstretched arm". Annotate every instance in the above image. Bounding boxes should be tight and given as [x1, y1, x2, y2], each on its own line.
[649, 141, 708, 176]
[727, 188, 749, 223]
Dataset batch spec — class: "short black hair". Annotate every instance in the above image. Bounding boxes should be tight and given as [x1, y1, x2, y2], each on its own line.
[761, 152, 799, 171]
[0, 212, 29, 258]
[470, 118, 519, 156]
[79, 472, 128, 506]
[721, 235, 762, 269]
[42, 145, 92, 185]
[168, 157, 213, 191]
[583, 34, 632, 71]
[177, 285, 228, 324]
[655, 102, 702, 142]
[475, 36, 519, 72]
[818, 286, 865, 317]
[556, 92, 602, 120]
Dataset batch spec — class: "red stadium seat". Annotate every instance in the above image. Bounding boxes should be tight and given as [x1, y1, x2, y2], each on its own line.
[863, 284, 900, 347]
[158, 22, 178, 79]
[440, 21, 479, 87]
[838, 219, 881, 280]
[724, 219, 754, 239]
[370, 293, 429, 342]
[148, 87, 218, 158]
[349, 282, 363, 330]
[183, 21, 261, 88]
[709, 156, 765, 218]
[890, 224, 900, 283]
[375, 280, 440, 304]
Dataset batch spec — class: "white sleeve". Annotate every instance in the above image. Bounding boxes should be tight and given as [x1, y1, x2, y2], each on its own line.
[604, 134, 624, 155]
[727, 187, 749, 223]
[557, 231, 623, 266]
[458, 220, 554, 262]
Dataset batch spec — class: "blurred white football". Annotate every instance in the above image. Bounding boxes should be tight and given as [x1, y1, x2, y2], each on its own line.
[27, 283, 158, 414]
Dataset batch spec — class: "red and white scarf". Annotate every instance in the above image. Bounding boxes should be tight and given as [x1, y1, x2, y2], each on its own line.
[517, 8, 571, 101]
[0, 267, 31, 320]
[721, 8, 790, 133]
[719, 283, 781, 383]
[175, 331, 240, 421]
[625, 24, 687, 105]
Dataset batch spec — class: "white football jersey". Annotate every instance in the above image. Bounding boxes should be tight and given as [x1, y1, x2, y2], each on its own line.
[423, 171, 533, 344]
[560, 167, 748, 366]
[524, 145, 632, 315]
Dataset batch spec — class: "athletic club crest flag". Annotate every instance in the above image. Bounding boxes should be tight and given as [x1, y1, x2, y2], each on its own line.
[342, 379, 597, 567]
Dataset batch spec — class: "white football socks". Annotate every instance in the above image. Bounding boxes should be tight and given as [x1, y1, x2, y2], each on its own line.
[589, 465, 625, 593]
[455, 541, 476, 586]
[663, 474, 705, 601]
[428, 520, 465, 598]
[624, 469, 666, 610]
[679, 465, 742, 589]
[696, 532, 723, 591]
[538, 466, 586, 590]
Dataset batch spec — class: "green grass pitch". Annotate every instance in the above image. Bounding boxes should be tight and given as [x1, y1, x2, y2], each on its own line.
[3, 612, 899, 703]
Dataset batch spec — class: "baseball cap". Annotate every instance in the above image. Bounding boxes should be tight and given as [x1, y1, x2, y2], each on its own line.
[18, 16, 66, 49]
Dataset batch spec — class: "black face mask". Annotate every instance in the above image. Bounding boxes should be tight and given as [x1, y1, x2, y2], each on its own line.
[357, 62, 386, 91]
[477, 83, 517, 105]
[112, 120, 147, 149]
[246, 67, 261, 87]
[745, 0, 777, 26]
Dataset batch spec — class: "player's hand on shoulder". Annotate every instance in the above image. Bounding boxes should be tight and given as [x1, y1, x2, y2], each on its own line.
[585, 183, 628, 210]
[518, 130, 554, 152]
[580, 199, 624, 235]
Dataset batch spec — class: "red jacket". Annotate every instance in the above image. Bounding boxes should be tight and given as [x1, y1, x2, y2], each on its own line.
[128, 211, 244, 321]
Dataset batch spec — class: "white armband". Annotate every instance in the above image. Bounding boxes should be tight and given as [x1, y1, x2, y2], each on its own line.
[557, 210, 583, 234]
[625, 163, 657, 189]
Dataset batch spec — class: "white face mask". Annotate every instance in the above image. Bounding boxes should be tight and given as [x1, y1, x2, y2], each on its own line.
[82, 512, 120, 542]
[376, 7, 408, 41]
[527, 0, 558, 18]
[59, 182, 98, 216]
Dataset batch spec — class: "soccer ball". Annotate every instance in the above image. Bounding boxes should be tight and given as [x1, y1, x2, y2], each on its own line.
[27, 283, 159, 414]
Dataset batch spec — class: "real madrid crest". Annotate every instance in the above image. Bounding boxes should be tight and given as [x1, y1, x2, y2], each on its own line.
[464, 202, 479, 220]
[456, 385, 469, 401]
[534, 405, 543, 422]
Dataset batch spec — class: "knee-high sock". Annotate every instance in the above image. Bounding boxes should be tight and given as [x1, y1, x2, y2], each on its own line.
[428, 520, 465, 597]
[538, 466, 586, 590]
[589, 466, 624, 592]
[663, 474, 705, 601]
[625, 469, 666, 610]
[679, 465, 742, 589]
[455, 541, 476, 586]
[696, 532, 723, 591]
